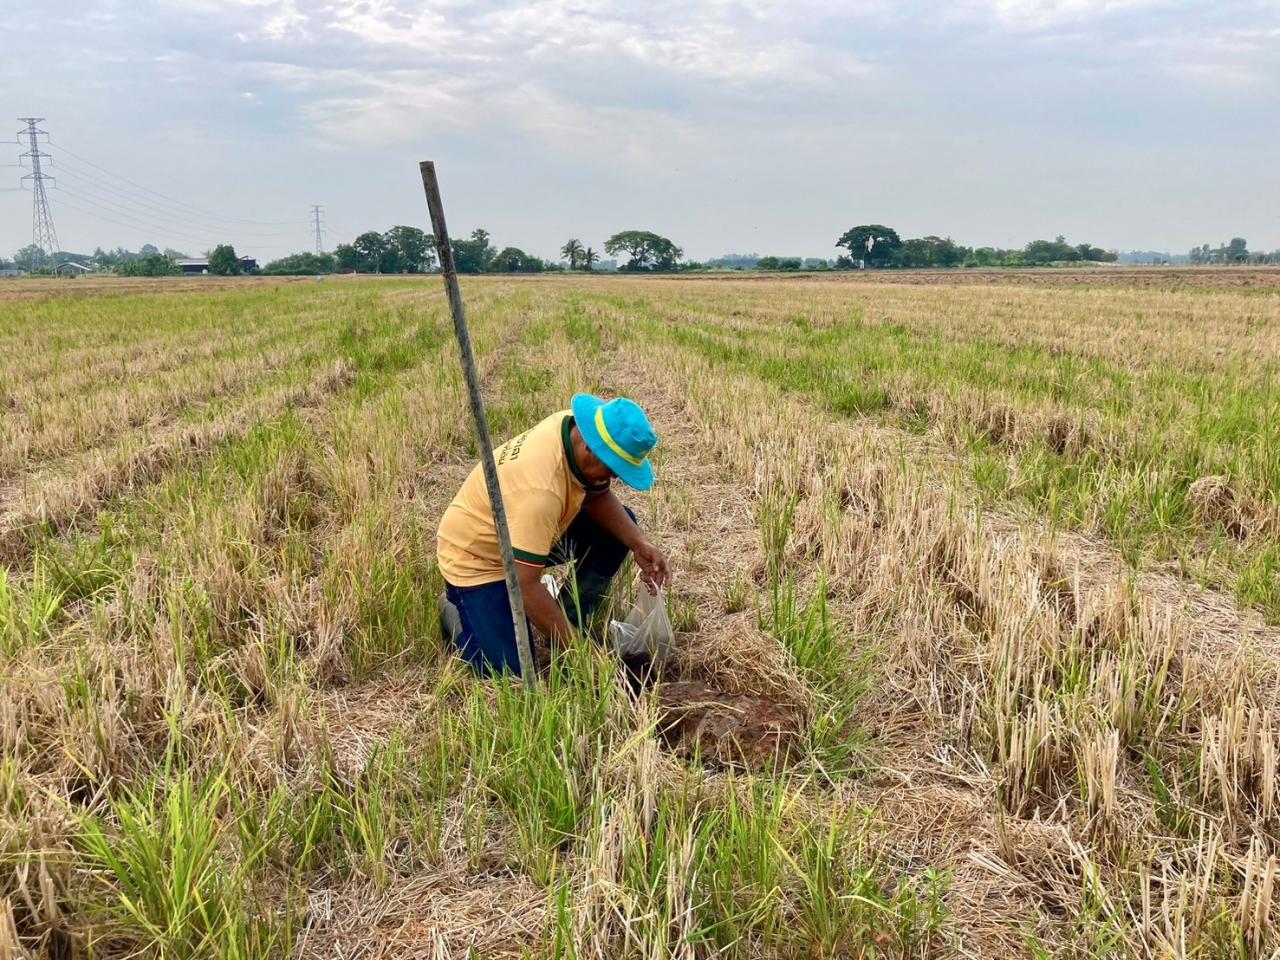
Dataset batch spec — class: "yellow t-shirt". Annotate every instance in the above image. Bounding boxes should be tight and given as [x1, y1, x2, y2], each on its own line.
[437, 411, 608, 587]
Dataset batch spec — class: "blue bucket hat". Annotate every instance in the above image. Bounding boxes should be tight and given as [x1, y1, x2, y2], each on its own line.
[571, 394, 658, 491]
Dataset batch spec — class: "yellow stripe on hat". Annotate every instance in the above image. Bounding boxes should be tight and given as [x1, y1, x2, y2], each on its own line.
[595, 407, 645, 467]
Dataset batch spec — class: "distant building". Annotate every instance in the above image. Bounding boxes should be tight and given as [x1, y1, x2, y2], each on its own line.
[55, 260, 97, 276]
[0, 268, 24, 278]
[176, 257, 259, 275]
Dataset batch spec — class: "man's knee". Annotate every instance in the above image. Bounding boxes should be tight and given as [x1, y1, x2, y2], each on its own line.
[446, 580, 525, 677]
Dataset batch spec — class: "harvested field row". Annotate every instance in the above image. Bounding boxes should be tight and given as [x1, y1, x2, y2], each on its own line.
[0, 284, 471, 488]
[2, 337, 326, 479]
[578, 283, 1280, 621]
[0, 293, 345, 408]
[0, 274, 317, 305]
[599, 303, 1279, 954]
[0, 290, 473, 567]
[662, 266, 1280, 290]
[628, 281, 1280, 375]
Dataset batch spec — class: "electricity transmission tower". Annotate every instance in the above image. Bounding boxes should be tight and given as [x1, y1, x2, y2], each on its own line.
[17, 118, 60, 266]
[311, 204, 326, 255]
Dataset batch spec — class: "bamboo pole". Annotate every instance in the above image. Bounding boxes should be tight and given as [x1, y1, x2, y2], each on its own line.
[419, 161, 537, 685]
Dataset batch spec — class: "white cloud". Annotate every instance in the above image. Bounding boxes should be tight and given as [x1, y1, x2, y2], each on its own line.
[275, 60, 705, 175]
[205, 0, 873, 158]
[960, 0, 1172, 30]
[324, 0, 463, 55]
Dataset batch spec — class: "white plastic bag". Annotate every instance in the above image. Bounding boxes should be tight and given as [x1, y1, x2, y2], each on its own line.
[608, 587, 674, 665]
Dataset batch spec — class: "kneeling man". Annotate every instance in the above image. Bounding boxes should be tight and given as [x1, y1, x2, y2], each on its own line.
[437, 394, 671, 676]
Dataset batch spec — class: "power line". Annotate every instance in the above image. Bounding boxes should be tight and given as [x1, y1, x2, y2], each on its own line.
[48, 195, 218, 249]
[49, 190, 214, 248]
[54, 179, 227, 236]
[311, 204, 326, 255]
[51, 162, 301, 238]
[52, 169, 298, 240]
[47, 139, 301, 227]
[16, 118, 59, 263]
[15, 126, 322, 258]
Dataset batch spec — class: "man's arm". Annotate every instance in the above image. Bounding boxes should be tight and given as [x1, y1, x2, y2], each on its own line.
[584, 488, 671, 588]
[518, 562, 574, 643]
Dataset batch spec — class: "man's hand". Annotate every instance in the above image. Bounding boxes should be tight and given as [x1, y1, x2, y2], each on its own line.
[633, 540, 671, 591]
[518, 562, 573, 644]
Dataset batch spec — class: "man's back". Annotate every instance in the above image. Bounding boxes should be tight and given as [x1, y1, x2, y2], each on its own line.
[437, 410, 596, 587]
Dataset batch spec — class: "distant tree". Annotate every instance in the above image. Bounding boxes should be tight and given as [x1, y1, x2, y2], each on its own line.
[836, 225, 900, 267]
[890, 239, 927, 267]
[92, 246, 138, 268]
[931, 237, 968, 268]
[754, 256, 800, 270]
[887, 236, 969, 268]
[328, 228, 434, 273]
[334, 242, 360, 273]
[560, 238, 583, 270]
[604, 231, 652, 269]
[117, 254, 182, 277]
[262, 252, 337, 275]
[348, 231, 389, 273]
[650, 237, 683, 271]
[1226, 237, 1249, 263]
[581, 246, 599, 271]
[13, 245, 46, 271]
[452, 229, 496, 274]
[162, 247, 189, 260]
[488, 246, 545, 273]
[383, 225, 435, 273]
[966, 247, 1000, 267]
[604, 230, 683, 271]
[138, 244, 160, 258]
[208, 244, 242, 276]
[1022, 236, 1078, 265]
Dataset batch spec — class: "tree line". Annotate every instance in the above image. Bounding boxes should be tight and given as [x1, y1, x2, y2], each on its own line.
[9, 226, 1279, 277]
[257, 227, 690, 275]
[827, 226, 1118, 269]
[1187, 239, 1277, 265]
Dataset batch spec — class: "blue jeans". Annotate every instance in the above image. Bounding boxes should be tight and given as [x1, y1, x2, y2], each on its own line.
[445, 506, 636, 677]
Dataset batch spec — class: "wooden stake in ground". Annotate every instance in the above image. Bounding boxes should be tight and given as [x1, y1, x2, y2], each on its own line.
[419, 160, 537, 685]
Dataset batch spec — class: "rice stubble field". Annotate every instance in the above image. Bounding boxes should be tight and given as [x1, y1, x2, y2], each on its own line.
[1, 269, 1278, 958]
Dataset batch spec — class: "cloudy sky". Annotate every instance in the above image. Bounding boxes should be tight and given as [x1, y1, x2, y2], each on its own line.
[3, 0, 1278, 262]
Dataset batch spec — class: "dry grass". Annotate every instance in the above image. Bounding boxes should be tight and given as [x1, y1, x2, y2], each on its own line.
[0, 272, 1276, 958]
